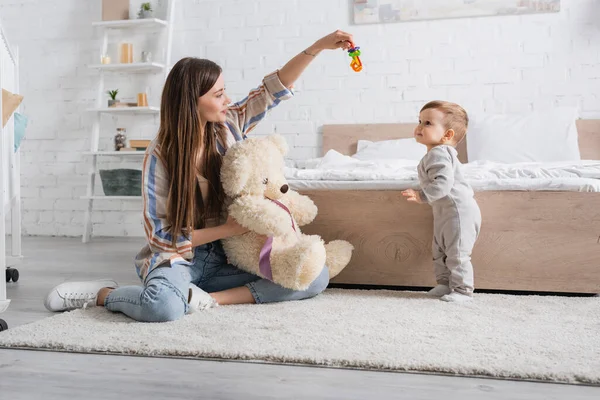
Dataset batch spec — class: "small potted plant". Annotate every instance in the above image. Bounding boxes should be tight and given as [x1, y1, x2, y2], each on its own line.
[138, 2, 153, 19]
[107, 89, 119, 107]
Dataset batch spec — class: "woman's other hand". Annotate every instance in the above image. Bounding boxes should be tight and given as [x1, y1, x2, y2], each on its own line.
[224, 214, 249, 237]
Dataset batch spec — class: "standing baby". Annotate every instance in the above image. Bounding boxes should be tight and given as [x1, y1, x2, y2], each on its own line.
[402, 101, 481, 303]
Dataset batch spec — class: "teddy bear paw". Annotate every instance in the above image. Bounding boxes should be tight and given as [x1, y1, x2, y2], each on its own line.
[325, 240, 354, 279]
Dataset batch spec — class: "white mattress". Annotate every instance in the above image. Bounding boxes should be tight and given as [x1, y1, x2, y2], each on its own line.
[285, 151, 600, 192]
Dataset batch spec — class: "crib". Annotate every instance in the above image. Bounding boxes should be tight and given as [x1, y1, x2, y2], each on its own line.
[0, 21, 22, 332]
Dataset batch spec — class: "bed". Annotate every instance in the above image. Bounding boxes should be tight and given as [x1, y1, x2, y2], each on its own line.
[0, 21, 22, 331]
[291, 120, 600, 294]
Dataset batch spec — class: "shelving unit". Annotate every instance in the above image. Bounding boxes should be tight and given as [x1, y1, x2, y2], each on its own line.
[82, 0, 176, 243]
[88, 62, 166, 73]
[86, 106, 160, 114]
[82, 196, 142, 200]
[83, 151, 146, 156]
[92, 18, 168, 29]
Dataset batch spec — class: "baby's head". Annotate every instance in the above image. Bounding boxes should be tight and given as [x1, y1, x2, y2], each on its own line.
[414, 100, 468, 149]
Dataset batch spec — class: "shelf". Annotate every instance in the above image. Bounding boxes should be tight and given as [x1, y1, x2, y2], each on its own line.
[81, 196, 142, 200]
[83, 151, 146, 156]
[92, 18, 168, 30]
[88, 62, 165, 73]
[87, 106, 159, 114]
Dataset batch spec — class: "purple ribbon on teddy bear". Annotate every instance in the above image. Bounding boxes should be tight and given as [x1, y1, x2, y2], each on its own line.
[258, 198, 296, 281]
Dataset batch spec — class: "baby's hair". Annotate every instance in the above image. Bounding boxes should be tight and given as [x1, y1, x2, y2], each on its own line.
[420, 100, 468, 144]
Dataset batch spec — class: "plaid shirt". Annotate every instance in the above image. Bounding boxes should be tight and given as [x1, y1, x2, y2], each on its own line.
[134, 71, 293, 280]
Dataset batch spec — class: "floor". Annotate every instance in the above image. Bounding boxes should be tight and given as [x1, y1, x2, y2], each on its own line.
[1, 236, 598, 399]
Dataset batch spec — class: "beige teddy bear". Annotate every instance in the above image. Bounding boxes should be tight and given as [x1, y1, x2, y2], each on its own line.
[221, 134, 354, 291]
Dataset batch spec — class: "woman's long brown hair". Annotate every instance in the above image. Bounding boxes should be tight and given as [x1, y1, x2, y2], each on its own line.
[157, 58, 228, 245]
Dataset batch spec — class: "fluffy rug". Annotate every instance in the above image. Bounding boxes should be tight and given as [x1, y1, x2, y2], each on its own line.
[1, 289, 598, 384]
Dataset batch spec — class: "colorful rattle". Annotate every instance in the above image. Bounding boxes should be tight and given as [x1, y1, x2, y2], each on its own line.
[347, 42, 362, 72]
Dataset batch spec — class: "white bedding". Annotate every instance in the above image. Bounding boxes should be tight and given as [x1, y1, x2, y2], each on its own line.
[285, 150, 600, 192]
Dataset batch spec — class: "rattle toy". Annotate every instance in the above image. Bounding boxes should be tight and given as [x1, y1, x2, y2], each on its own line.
[347, 42, 362, 72]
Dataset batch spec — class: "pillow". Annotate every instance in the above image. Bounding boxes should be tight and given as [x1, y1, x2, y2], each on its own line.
[467, 108, 580, 163]
[356, 140, 370, 152]
[2, 88, 23, 128]
[353, 138, 427, 161]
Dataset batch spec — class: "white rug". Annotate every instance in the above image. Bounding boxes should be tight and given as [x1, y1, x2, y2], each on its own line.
[1, 289, 599, 384]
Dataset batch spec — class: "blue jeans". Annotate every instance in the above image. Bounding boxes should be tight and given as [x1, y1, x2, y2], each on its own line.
[105, 240, 329, 322]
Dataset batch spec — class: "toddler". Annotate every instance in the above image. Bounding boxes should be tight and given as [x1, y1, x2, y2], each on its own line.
[402, 100, 481, 303]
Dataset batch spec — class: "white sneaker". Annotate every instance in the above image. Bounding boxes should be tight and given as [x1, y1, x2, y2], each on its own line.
[440, 292, 473, 303]
[428, 284, 451, 297]
[187, 284, 218, 313]
[44, 279, 118, 312]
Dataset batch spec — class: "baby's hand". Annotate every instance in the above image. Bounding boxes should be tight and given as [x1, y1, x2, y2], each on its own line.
[401, 189, 423, 204]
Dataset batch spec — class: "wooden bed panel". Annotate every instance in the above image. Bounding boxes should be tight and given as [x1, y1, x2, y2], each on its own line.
[301, 190, 434, 287]
[576, 120, 600, 160]
[301, 190, 600, 293]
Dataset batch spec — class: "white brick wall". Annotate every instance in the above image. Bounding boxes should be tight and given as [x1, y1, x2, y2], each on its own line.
[0, 0, 599, 237]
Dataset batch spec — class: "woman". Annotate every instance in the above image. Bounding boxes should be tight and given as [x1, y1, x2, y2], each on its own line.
[45, 30, 354, 322]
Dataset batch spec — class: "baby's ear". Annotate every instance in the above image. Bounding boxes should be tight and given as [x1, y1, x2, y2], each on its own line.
[221, 149, 251, 196]
[266, 134, 288, 156]
[444, 129, 455, 142]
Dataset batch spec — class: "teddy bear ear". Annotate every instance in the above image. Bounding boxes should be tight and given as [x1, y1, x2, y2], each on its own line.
[266, 134, 288, 156]
[221, 150, 251, 197]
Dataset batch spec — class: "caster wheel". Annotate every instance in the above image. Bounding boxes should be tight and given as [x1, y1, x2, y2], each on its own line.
[5, 268, 18, 283]
[10, 268, 18, 283]
[0, 319, 7, 331]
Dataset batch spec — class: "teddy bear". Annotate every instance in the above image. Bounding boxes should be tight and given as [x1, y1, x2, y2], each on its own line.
[220, 134, 354, 291]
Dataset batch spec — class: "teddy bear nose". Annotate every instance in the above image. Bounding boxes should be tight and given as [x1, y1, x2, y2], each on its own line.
[280, 184, 289, 193]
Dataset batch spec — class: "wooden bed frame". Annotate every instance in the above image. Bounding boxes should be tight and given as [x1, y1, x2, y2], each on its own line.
[299, 120, 600, 294]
